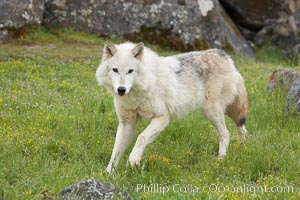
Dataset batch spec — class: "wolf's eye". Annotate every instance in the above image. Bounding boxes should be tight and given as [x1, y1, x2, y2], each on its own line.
[128, 69, 134, 74]
[112, 68, 118, 73]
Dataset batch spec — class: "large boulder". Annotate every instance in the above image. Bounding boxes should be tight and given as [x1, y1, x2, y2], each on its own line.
[219, 0, 292, 30]
[220, 0, 300, 59]
[0, 0, 45, 42]
[43, 0, 254, 58]
[255, 8, 300, 59]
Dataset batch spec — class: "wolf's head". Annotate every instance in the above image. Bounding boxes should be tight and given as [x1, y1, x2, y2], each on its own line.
[96, 41, 147, 96]
[267, 68, 298, 91]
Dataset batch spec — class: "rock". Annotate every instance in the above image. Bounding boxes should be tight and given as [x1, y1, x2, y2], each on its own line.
[43, 0, 254, 58]
[61, 180, 132, 200]
[0, 30, 9, 43]
[220, 0, 300, 59]
[254, 9, 300, 59]
[268, 68, 300, 115]
[219, 0, 292, 30]
[0, 0, 45, 42]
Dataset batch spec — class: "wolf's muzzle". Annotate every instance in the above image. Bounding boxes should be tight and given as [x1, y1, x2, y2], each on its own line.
[117, 86, 126, 96]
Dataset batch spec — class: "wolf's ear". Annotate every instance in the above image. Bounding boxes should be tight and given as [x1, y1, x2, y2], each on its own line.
[102, 41, 117, 61]
[132, 42, 144, 60]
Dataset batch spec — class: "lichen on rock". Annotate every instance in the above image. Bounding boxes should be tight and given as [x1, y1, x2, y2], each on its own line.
[61, 179, 132, 200]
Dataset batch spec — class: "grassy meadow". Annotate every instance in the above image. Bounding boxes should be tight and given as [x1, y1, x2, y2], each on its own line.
[0, 28, 300, 199]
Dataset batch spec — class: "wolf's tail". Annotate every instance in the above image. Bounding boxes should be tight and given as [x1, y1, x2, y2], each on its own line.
[226, 80, 248, 144]
[226, 80, 248, 128]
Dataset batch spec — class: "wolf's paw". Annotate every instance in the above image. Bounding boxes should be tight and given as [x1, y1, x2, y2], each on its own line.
[128, 148, 142, 167]
[237, 126, 247, 144]
[106, 163, 115, 175]
[237, 134, 246, 145]
[217, 152, 226, 160]
[217, 155, 225, 160]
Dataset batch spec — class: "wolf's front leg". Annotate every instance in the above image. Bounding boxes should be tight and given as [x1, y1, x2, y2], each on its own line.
[106, 120, 137, 174]
[128, 116, 170, 167]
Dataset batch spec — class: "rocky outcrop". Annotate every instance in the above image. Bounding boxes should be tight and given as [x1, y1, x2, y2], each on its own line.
[0, 0, 44, 42]
[254, 8, 300, 59]
[219, 0, 292, 30]
[61, 180, 132, 200]
[220, 0, 300, 59]
[1, 0, 299, 59]
[42, 0, 254, 57]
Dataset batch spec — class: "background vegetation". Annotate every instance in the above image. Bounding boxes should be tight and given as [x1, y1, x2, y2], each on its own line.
[0, 28, 299, 199]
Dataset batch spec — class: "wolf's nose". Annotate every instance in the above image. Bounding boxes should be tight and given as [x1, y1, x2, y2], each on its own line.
[117, 87, 126, 96]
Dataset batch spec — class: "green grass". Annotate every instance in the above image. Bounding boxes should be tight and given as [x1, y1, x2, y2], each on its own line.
[0, 27, 300, 200]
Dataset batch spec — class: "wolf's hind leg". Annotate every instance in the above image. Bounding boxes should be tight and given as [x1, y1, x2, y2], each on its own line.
[203, 104, 229, 157]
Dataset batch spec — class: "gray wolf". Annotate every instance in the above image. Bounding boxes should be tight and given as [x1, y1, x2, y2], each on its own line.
[96, 41, 248, 174]
[267, 68, 300, 115]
